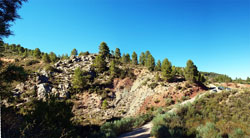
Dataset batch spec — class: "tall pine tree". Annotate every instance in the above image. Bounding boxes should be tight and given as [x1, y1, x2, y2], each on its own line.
[155, 60, 161, 71]
[93, 55, 107, 73]
[115, 48, 121, 59]
[42, 53, 51, 63]
[34, 48, 41, 59]
[109, 60, 118, 77]
[71, 48, 78, 56]
[139, 52, 146, 65]
[184, 60, 199, 83]
[132, 51, 138, 65]
[146, 54, 155, 71]
[161, 58, 173, 82]
[99, 42, 110, 58]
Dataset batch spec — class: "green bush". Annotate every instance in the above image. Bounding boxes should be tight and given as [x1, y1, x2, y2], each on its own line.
[102, 99, 108, 109]
[44, 65, 61, 73]
[229, 128, 245, 138]
[25, 60, 40, 66]
[98, 114, 152, 138]
[196, 122, 222, 138]
[149, 82, 158, 89]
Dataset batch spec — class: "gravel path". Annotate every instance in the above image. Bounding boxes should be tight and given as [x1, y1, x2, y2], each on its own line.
[118, 122, 153, 138]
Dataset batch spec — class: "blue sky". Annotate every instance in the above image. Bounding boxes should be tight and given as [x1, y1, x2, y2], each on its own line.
[3, 0, 250, 79]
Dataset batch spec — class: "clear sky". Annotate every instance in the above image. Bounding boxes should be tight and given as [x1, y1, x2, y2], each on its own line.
[3, 0, 250, 79]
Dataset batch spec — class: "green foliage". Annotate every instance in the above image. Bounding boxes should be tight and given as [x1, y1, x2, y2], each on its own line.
[61, 53, 69, 60]
[0, 0, 27, 39]
[184, 60, 199, 83]
[2, 105, 24, 138]
[151, 112, 187, 138]
[214, 74, 232, 83]
[98, 114, 152, 138]
[1, 64, 27, 83]
[42, 53, 51, 63]
[102, 99, 108, 109]
[151, 90, 250, 138]
[33, 48, 41, 59]
[155, 73, 161, 82]
[197, 73, 206, 83]
[196, 122, 222, 138]
[109, 60, 118, 77]
[49, 52, 58, 63]
[72, 67, 87, 90]
[161, 58, 173, 82]
[247, 77, 250, 83]
[19, 98, 76, 138]
[229, 128, 245, 138]
[122, 53, 130, 64]
[93, 55, 107, 73]
[139, 52, 146, 65]
[44, 65, 61, 73]
[115, 48, 121, 59]
[79, 51, 89, 56]
[165, 98, 174, 106]
[99, 42, 110, 58]
[149, 82, 158, 89]
[146, 54, 155, 71]
[71, 48, 78, 56]
[155, 60, 161, 71]
[132, 51, 138, 65]
[25, 59, 40, 66]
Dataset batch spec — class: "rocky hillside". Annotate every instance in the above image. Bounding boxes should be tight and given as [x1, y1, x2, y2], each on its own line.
[6, 54, 207, 126]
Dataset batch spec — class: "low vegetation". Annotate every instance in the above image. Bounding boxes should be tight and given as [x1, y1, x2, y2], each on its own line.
[92, 114, 153, 138]
[151, 89, 250, 138]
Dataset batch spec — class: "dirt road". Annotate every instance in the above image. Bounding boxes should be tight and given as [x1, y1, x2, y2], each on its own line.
[118, 122, 153, 138]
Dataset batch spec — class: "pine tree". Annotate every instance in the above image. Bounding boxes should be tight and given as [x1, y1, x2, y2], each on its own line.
[197, 73, 206, 83]
[72, 67, 87, 89]
[93, 55, 107, 73]
[99, 42, 110, 58]
[161, 58, 173, 82]
[122, 53, 130, 64]
[49, 52, 57, 63]
[155, 60, 161, 71]
[132, 51, 138, 65]
[34, 48, 41, 59]
[184, 60, 199, 83]
[42, 53, 51, 63]
[145, 50, 151, 62]
[125, 53, 131, 63]
[139, 52, 146, 65]
[71, 48, 78, 56]
[109, 60, 118, 77]
[247, 77, 250, 83]
[115, 48, 121, 59]
[146, 54, 155, 71]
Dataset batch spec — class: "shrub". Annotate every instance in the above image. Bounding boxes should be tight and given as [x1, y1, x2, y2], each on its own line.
[229, 128, 245, 138]
[196, 122, 222, 138]
[102, 99, 108, 109]
[149, 82, 158, 89]
[151, 125, 170, 138]
[25, 60, 39, 66]
[99, 114, 152, 138]
[79, 51, 90, 56]
[165, 98, 174, 106]
[44, 65, 61, 73]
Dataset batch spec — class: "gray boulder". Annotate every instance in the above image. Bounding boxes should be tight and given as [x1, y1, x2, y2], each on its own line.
[37, 83, 51, 100]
